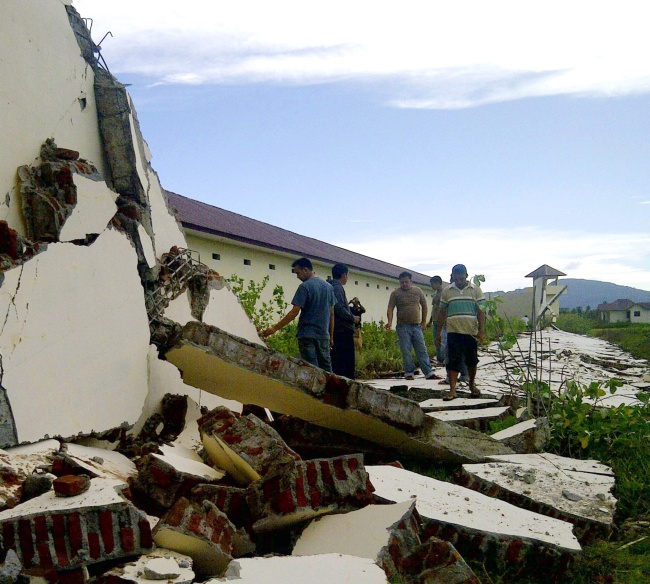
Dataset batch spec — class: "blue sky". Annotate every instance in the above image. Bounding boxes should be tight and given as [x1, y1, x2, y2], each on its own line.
[74, 0, 650, 292]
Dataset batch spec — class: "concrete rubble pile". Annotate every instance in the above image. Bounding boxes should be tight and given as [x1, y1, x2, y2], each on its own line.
[0, 2, 632, 582]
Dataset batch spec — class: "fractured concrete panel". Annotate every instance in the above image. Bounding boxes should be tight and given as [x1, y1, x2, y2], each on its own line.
[292, 499, 415, 561]
[0, 229, 150, 444]
[367, 464, 581, 568]
[216, 554, 389, 583]
[461, 453, 616, 540]
[59, 175, 118, 242]
[164, 322, 512, 463]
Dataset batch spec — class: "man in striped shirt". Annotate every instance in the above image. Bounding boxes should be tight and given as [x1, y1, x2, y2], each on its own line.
[436, 264, 485, 400]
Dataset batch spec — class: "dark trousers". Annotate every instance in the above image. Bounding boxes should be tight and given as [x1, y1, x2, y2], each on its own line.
[331, 330, 355, 379]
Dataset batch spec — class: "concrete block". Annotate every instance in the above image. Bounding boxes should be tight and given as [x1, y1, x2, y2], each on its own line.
[164, 322, 512, 463]
[199, 407, 300, 485]
[368, 465, 581, 571]
[427, 406, 512, 432]
[152, 497, 235, 577]
[213, 554, 389, 583]
[247, 454, 374, 533]
[130, 450, 224, 513]
[460, 453, 616, 541]
[403, 536, 480, 584]
[101, 549, 194, 584]
[0, 478, 153, 570]
[490, 417, 550, 453]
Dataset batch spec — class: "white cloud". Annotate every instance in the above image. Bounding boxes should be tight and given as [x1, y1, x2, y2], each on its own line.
[73, 0, 650, 108]
[333, 227, 650, 292]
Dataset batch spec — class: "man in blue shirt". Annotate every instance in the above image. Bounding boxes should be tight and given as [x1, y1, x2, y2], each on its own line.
[262, 257, 336, 371]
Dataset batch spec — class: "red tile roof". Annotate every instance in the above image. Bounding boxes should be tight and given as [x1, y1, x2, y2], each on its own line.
[165, 191, 432, 285]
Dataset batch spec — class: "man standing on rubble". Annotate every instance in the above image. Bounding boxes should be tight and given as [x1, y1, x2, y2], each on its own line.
[436, 264, 485, 400]
[385, 271, 437, 381]
[262, 257, 336, 372]
[329, 263, 360, 378]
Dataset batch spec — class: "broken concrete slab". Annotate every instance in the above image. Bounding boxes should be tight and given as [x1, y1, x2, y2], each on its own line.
[199, 407, 300, 486]
[0, 478, 153, 570]
[247, 454, 374, 533]
[367, 465, 581, 570]
[152, 497, 235, 577]
[62, 443, 137, 484]
[101, 549, 194, 584]
[402, 536, 480, 584]
[212, 554, 389, 583]
[490, 417, 550, 453]
[0, 229, 150, 446]
[58, 174, 118, 243]
[460, 452, 616, 541]
[163, 322, 513, 463]
[427, 406, 512, 432]
[130, 449, 224, 513]
[292, 498, 413, 555]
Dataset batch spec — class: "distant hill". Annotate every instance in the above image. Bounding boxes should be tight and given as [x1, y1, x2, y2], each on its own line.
[556, 279, 650, 310]
[486, 279, 650, 311]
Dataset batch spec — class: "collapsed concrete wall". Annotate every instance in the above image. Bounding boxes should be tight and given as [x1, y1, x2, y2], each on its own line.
[0, 0, 256, 448]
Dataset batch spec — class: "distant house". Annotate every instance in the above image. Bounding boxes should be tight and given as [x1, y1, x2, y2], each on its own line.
[597, 299, 650, 324]
[166, 191, 434, 323]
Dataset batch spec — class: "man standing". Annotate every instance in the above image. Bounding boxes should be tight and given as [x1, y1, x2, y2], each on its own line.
[427, 275, 446, 365]
[329, 263, 360, 378]
[385, 272, 436, 381]
[263, 257, 336, 372]
[436, 264, 486, 400]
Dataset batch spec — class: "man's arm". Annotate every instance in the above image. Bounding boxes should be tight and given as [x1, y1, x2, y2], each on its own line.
[477, 309, 486, 342]
[385, 294, 396, 330]
[419, 292, 428, 329]
[262, 305, 301, 338]
[329, 306, 335, 346]
[436, 306, 447, 346]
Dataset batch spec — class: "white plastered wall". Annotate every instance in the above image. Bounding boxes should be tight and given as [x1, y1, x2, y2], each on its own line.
[0, 228, 150, 443]
[0, 0, 107, 234]
[0, 0, 262, 445]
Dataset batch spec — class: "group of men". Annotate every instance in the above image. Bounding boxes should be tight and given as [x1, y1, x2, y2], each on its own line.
[262, 258, 485, 400]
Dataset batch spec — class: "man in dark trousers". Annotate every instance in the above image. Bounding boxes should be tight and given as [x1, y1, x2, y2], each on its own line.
[329, 263, 360, 378]
[262, 257, 336, 371]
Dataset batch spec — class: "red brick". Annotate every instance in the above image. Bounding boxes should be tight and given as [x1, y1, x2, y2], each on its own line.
[99, 510, 115, 554]
[319, 461, 333, 485]
[187, 513, 202, 534]
[120, 527, 135, 553]
[88, 532, 101, 560]
[276, 489, 297, 514]
[333, 458, 347, 481]
[306, 462, 318, 486]
[36, 541, 53, 567]
[18, 519, 35, 567]
[3, 522, 15, 552]
[506, 539, 525, 564]
[295, 474, 308, 508]
[149, 464, 172, 487]
[310, 489, 321, 509]
[52, 515, 70, 567]
[347, 457, 359, 473]
[53, 475, 90, 497]
[67, 513, 83, 557]
[138, 519, 153, 550]
[58, 567, 87, 584]
[262, 475, 281, 500]
[216, 490, 227, 510]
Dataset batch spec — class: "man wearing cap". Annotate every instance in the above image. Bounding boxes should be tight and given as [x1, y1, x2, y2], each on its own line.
[436, 264, 486, 400]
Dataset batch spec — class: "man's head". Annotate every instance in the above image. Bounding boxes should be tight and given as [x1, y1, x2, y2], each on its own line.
[398, 271, 412, 290]
[332, 263, 349, 283]
[292, 257, 314, 281]
[430, 275, 443, 291]
[451, 264, 468, 288]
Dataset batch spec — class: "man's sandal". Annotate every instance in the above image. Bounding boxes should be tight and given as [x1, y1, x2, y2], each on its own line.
[442, 393, 457, 401]
[469, 390, 482, 398]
